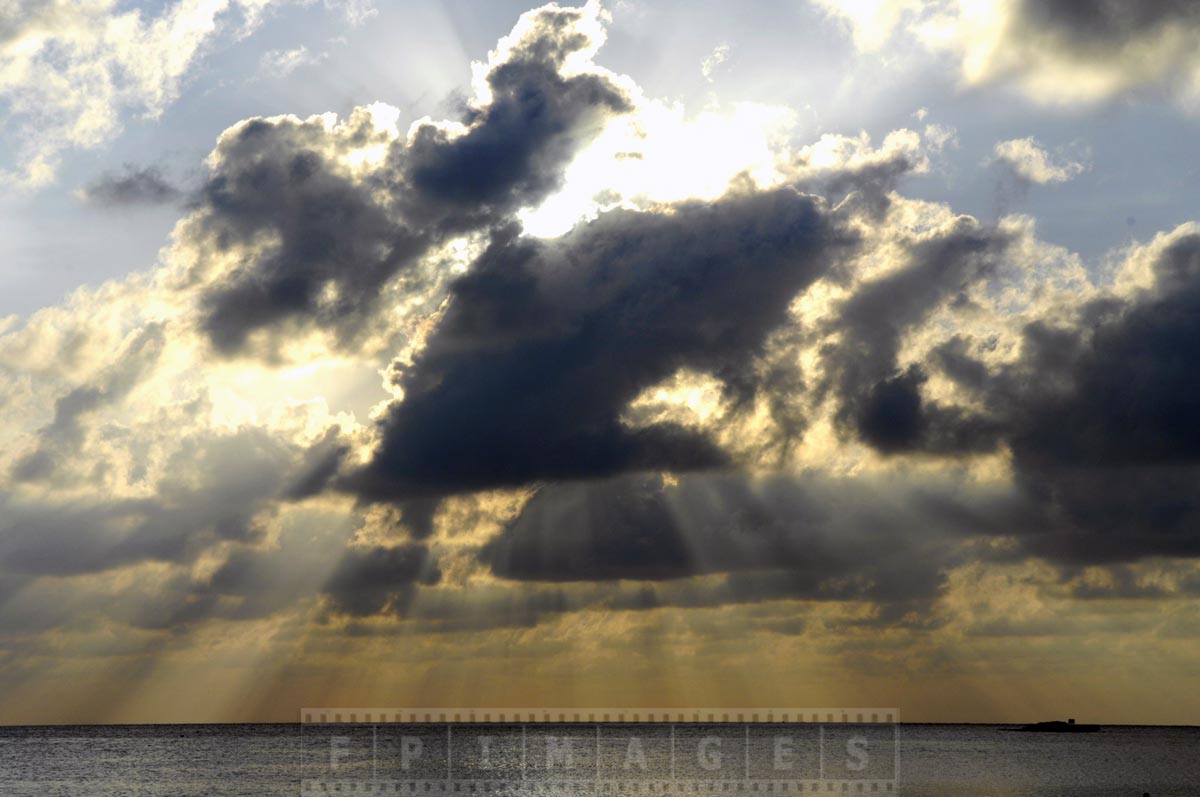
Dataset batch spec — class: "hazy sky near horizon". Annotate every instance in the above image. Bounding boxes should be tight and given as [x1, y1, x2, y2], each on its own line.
[2, 0, 1200, 724]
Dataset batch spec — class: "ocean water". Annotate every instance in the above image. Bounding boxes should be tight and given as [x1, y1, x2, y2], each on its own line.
[0, 723, 1197, 796]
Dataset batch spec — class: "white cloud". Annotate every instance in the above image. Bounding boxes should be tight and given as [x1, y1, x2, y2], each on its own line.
[922, 122, 956, 151]
[258, 44, 323, 77]
[325, 0, 376, 26]
[700, 42, 729, 82]
[795, 127, 925, 172]
[992, 137, 1088, 185]
[0, 0, 285, 188]
[812, 0, 924, 51]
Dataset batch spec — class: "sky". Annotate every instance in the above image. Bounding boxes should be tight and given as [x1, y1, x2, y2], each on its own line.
[1, 0, 1199, 725]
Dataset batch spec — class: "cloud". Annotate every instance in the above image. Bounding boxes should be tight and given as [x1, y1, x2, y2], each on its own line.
[5, 1, 1200, 722]
[338, 127, 947, 509]
[0, 426, 319, 577]
[993, 226, 1200, 561]
[820, 213, 1012, 454]
[0, 0, 282, 188]
[344, 187, 849, 504]
[480, 472, 983, 612]
[786, 128, 936, 217]
[815, 0, 1200, 106]
[321, 543, 441, 617]
[0, 0, 382, 188]
[991, 137, 1088, 185]
[78, 165, 184, 206]
[812, 0, 924, 51]
[325, 0, 377, 26]
[176, 1, 632, 357]
[838, 220, 1200, 563]
[11, 323, 166, 484]
[701, 43, 729, 82]
[257, 45, 324, 78]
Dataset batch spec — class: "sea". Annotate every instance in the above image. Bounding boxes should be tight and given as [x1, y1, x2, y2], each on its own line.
[0, 723, 1197, 796]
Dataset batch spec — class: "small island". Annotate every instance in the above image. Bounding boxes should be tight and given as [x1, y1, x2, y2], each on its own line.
[1012, 718, 1101, 733]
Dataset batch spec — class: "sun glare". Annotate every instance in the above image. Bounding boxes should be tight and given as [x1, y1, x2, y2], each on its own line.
[520, 100, 796, 238]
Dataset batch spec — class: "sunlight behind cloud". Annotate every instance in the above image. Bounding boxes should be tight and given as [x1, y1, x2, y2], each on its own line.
[520, 100, 796, 238]
[622, 369, 728, 431]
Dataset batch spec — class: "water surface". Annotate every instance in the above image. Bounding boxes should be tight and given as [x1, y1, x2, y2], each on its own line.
[0, 723, 1195, 796]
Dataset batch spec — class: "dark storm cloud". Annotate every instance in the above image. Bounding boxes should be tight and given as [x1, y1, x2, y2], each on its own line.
[766, 218, 1200, 566]
[190, 117, 422, 354]
[480, 471, 1025, 622]
[345, 187, 849, 503]
[413, 183, 1197, 582]
[851, 365, 1004, 455]
[482, 475, 699, 582]
[396, 13, 632, 230]
[821, 217, 1009, 455]
[187, 3, 631, 355]
[1017, 0, 1200, 45]
[930, 230, 1200, 562]
[80, 165, 182, 206]
[394, 497, 442, 539]
[321, 544, 441, 617]
[601, 217, 1200, 569]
